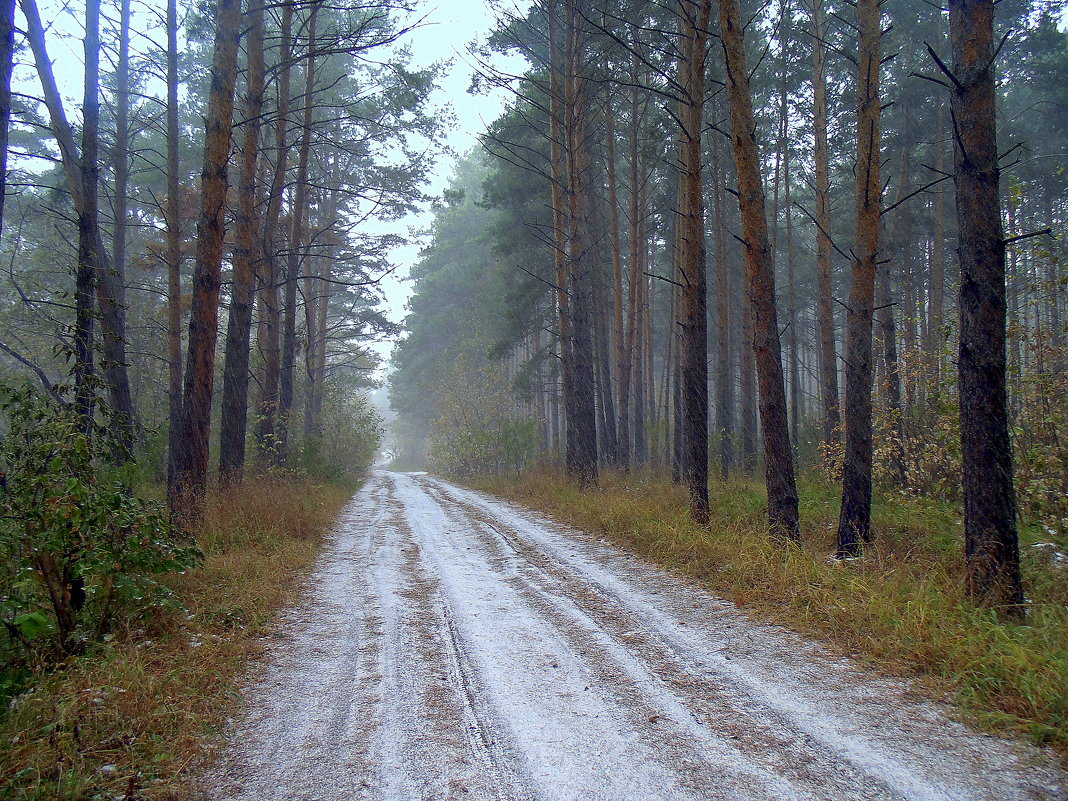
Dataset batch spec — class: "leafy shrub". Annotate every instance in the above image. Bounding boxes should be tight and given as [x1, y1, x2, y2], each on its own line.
[815, 336, 1068, 536]
[427, 358, 541, 477]
[0, 385, 200, 664]
[296, 382, 383, 483]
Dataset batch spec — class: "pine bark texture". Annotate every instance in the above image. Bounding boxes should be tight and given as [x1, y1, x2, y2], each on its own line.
[678, 0, 712, 526]
[219, 0, 266, 480]
[174, 0, 243, 521]
[837, 0, 882, 555]
[947, 0, 1023, 614]
[562, 0, 598, 486]
[718, 0, 800, 541]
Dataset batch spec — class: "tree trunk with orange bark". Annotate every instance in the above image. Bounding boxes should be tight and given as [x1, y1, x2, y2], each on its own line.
[219, 0, 265, 480]
[837, 0, 882, 556]
[174, 0, 243, 523]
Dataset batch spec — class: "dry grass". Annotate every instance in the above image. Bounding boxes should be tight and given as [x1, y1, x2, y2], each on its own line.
[476, 468, 1068, 756]
[0, 475, 354, 801]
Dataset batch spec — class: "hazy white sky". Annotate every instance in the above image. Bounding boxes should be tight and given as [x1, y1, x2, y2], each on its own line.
[372, 0, 528, 361]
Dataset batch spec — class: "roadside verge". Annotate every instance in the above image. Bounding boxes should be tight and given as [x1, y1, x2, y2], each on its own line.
[1, 475, 354, 801]
[474, 468, 1068, 760]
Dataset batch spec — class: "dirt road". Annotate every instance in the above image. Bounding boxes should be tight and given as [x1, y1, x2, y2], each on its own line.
[204, 471, 1065, 801]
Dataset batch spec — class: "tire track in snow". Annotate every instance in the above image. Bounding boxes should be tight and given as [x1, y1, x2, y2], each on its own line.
[203, 471, 1067, 801]
[418, 474, 1066, 801]
[415, 478, 812, 799]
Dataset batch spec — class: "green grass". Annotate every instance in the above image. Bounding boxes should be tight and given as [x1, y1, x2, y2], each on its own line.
[476, 468, 1068, 756]
[0, 475, 354, 801]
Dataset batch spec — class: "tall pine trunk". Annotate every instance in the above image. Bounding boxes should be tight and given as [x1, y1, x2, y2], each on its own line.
[947, 0, 1023, 615]
[712, 122, 733, 478]
[255, 1, 293, 463]
[718, 0, 799, 541]
[165, 0, 183, 501]
[562, 0, 598, 486]
[812, 0, 840, 452]
[606, 95, 629, 469]
[219, 0, 265, 480]
[0, 0, 13, 236]
[278, 2, 319, 464]
[174, 0, 243, 522]
[678, 0, 712, 525]
[111, 0, 130, 325]
[837, 0, 882, 555]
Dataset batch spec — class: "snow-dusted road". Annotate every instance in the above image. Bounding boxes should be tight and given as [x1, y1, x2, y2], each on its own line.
[204, 471, 1065, 801]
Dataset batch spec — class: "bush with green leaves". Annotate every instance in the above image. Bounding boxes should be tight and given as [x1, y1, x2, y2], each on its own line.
[0, 385, 200, 665]
[297, 382, 383, 483]
[426, 359, 541, 478]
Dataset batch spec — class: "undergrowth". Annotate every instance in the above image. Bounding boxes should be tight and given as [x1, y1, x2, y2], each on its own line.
[476, 468, 1068, 756]
[0, 475, 353, 800]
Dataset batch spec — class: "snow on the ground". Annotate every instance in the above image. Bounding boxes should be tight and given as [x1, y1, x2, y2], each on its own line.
[202, 471, 1067, 801]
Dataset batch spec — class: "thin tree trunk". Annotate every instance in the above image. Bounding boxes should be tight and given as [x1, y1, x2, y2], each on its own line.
[278, 1, 319, 464]
[836, 0, 882, 555]
[812, 0, 840, 451]
[671, 173, 686, 484]
[785, 123, 799, 444]
[930, 116, 947, 385]
[165, 0, 183, 501]
[219, 0, 265, 480]
[594, 243, 618, 464]
[739, 247, 757, 472]
[254, 1, 293, 463]
[85, 0, 135, 449]
[678, 0, 712, 525]
[606, 94, 628, 468]
[632, 229, 647, 465]
[947, 0, 1022, 615]
[876, 259, 906, 486]
[718, 0, 800, 541]
[174, 0, 243, 523]
[712, 123, 733, 478]
[876, 148, 909, 487]
[310, 169, 339, 435]
[0, 0, 13, 236]
[621, 46, 644, 468]
[111, 0, 130, 317]
[646, 266, 655, 460]
[23, 0, 139, 440]
[302, 235, 320, 443]
[548, 0, 573, 468]
[563, 0, 598, 485]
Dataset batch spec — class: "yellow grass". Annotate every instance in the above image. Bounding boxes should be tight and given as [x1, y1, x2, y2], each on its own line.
[475, 467, 1068, 757]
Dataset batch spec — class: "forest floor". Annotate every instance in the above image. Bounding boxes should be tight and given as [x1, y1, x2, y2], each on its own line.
[203, 470, 1066, 801]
